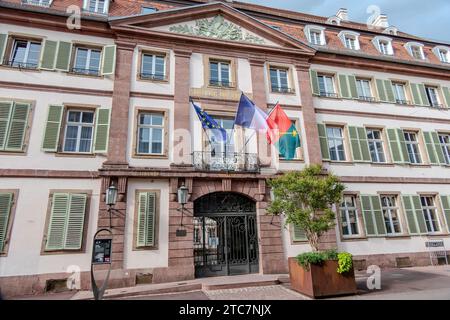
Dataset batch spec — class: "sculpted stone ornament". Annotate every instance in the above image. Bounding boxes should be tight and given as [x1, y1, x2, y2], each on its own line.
[169, 15, 266, 44]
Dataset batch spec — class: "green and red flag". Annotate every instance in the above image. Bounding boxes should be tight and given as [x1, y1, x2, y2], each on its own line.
[266, 104, 301, 160]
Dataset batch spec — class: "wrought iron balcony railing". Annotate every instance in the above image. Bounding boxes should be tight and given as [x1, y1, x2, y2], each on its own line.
[396, 99, 412, 105]
[209, 80, 235, 88]
[4, 60, 39, 70]
[193, 151, 260, 172]
[271, 86, 295, 94]
[358, 96, 377, 103]
[140, 73, 167, 81]
[70, 67, 100, 76]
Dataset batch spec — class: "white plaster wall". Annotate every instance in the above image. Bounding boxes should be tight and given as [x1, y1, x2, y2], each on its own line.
[127, 97, 174, 168]
[190, 53, 204, 89]
[0, 87, 110, 170]
[237, 58, 253, 94]
[130, 46, 175, 95]
[0, 23, 115, 91]
[316, 113, 450, 179]
[0, 178, 100, 277]
[124, 179, 169, 270]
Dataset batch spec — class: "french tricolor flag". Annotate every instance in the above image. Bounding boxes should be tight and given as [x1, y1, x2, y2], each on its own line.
[234, 93, 269, 131]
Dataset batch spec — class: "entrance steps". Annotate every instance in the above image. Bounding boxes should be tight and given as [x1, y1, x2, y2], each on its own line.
[71, 274, 287, 300]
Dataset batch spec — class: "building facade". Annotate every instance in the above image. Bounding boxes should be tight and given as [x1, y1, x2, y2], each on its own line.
[0, 0, 449, 297]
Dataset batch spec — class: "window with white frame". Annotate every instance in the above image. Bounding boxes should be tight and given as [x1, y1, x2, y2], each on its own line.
[406, 42, 425, 60]
[404, 131, 422, 164]
[380, 195, 402, 235]
[433, 46, 449, 63]
[208, 117, 235, 156]
[9, 38, 41, 69]
[137, 112, 164, 155]
[326, 126, 346, 161]
[338, 31, 360, 50]
[438, 133, 450, 164]
[84, 0, 109, 14]
[141, 53, 166, 80]
[269, 67, 291, 93]
[317, 74, 336, 97]
[420, 196, 440, 233]
[367, 129, 386, 163]
[141, 6, 158, 14]
[73, 47, 101, 76]
[26, 0, 51, 7]
[356, 78, 374, 101]
[209, 60, 231, 87]
[304, 25, 326, 46]
[373, 37, 394, 55]
[425, 86, 441, 107]
[63, 110, 95, 153]
[392, 82, 409, 104]
[340, 195, 359, 237]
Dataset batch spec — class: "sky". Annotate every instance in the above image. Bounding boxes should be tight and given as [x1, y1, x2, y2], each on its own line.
[242, 0, 450, 43]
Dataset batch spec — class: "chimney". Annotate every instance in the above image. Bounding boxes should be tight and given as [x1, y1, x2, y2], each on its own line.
[372, 14, 389, 28]
[336, 8, 348, 21]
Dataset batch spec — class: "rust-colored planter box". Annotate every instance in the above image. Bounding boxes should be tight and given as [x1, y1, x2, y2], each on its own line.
[288, 257, 357, 299]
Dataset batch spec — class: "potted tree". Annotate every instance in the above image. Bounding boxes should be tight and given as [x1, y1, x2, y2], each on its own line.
[268, 165, 357, 298]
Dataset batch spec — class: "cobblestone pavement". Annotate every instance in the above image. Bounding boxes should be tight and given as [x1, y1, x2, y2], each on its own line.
[204, 285, 309, 300]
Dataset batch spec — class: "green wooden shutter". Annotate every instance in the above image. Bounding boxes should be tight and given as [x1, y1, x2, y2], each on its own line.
[431, 132, 446, 164]
[347, 75, 358, 99]
[309, 70, 320, 96]
[0, 193, 13, 253]
[376, 79, 388, 102]
[137, 192, 156, 247]
[0, 101, 13, 150]
[317, 124, 330, 160]
[42, 105, 63, 152]
[55, 41, 72, 71]
[410, 83, 423, 106]
[94, 108, 110, 153]
[40, 40, 58, 70]
[423, 131, 445, 165]
[292, 225, 307, 241]
[418, 84, 430, 106]
[339, 74, 350, 98]
[64, 194, 87, 250]
[442, 87, 450, 108]
[5, 103, 30, 151]
[0, 34, 7, 65]
[384, 80, 396, 103]
[440, 195, 450, 233]
[387, 128, 408, 163]
[402, 195, 427, 235]
[361, 195, 376, 236]
[358, 127, 371, 161]
[348, 126, 362, 162]
[46, 193, 69, 251]
[371, 195, 387, 235]
[101, 45, 116, 76]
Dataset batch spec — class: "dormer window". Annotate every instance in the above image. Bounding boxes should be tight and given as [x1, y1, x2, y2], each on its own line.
[83, 0, 109, 15]
[141, 6, 158, 14]
[25, 0, 51, 7]
[338, 31, 360, 50]
[405, 42, 425, 60]
[433, 46, 450, 63]
[304, 25, 326, 46]
[373, 36, 394, 55]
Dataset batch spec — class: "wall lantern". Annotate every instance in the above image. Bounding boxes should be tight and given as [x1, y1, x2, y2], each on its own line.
[177, 184, 189, 234]
[106, 185, 118, 206]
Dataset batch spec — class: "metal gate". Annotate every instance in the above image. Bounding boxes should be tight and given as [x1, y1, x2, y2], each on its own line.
[193, 193, 259, 278]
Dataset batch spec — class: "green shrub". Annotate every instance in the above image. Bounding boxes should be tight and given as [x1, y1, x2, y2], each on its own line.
[296, 250, 353, 274]
[337, 252, 353, 274]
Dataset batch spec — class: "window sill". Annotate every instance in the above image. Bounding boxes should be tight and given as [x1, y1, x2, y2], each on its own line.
[385, 235, 411, 240]
[41, 249, 85, 255]
[55, 152, 97, 158]
[137, 76, 169, 84]
[207, 85, 237, 91]
[67, 71, 103, 79]
[271, 89, 296, 95]
[132, 154, 168, 159]
[371, 162, 395, 167]
[408, 164, 432, 168]
[279, 159, 304, 163]
[425, 233, 450, 238]
[341, 236, 368, 242]
[314, 94, 341, 100]
[0, 64, 41, 72]
[133, 245, 159, 251]
[327, 161, 354, 166]
[0, 150, 27, 156]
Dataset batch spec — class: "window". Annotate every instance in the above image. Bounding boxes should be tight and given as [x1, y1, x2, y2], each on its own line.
[326, 126, 346, 161]
[380, 196, 402, 235]
[209, 60, 231, 87]
[433, 46, 450, 63]
[270, 67, 292, 93]
[367, 129, 386, 163]
[340, 195, 359, 237]
[141, 6, 158, 14]
[72, 47, 101, 76]
[404, 131, 422, 164]
[304, 25, 326, 46]
[137, 112, 164, 155]
[438, 133, 450, 164]
[356, 78, 374, 101]
[345, 36, 357, 50]
[425, 86, 441, 107]
[135, 191, 158, 249]
[85, 0, 108, 14]
[0, 101, 32, 152]
[208, 117, 234, 156]
[44, 192, 88, 251]
[373, 37, 394, 55]
[392, 82, 409, 104]
[317, 74, 336, 97]
[405, 42, 425, 60]
[338, 31, 360, 50]
[420, 196, 440, 233]
[9, 39, 41, 69]
[25, 0, 51, 7]
[140, 53, 166, 81]
[0, 192, 15, 254]
[63, 110, 95, 153]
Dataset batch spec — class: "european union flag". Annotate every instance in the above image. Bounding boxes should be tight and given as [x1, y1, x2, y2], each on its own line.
[191, 100, 227, 142]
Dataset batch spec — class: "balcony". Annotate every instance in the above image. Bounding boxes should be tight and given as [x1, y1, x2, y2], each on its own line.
[3, 60, 38, 70]
[193, 151, 260, 173]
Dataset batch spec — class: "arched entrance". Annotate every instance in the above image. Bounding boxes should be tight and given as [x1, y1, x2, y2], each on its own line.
[193, 192, 259, 278]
